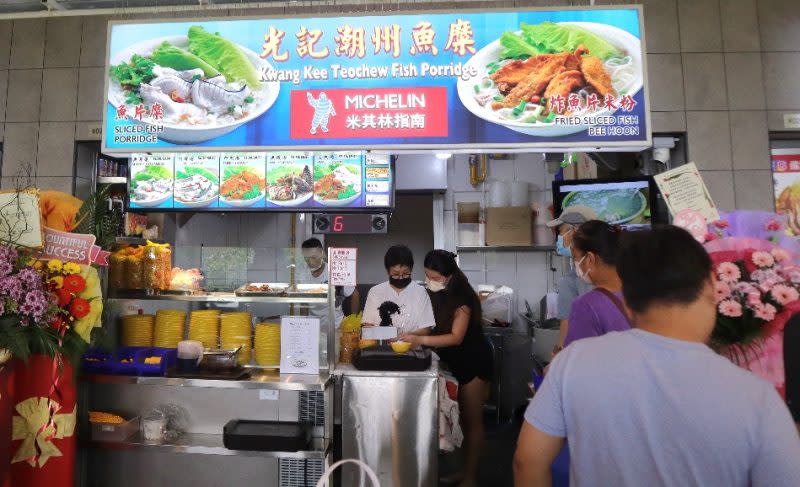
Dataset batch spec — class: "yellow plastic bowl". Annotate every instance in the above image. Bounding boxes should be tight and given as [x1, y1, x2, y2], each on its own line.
[391, 341, 411, 354]
[359, 339, 378, 349]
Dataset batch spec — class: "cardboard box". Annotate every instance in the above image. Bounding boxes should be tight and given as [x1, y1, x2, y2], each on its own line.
[485, 207, 532, 246]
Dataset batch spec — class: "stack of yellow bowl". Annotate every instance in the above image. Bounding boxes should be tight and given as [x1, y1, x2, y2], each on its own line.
[220, 312, 252, 365]
[188, 309, 221, 349]
[121, 314, 155, 347]
[154, 309, 186, 348]
[254, 323, 281, 366]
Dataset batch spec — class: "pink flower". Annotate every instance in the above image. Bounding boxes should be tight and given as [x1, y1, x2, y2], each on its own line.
[754, 303, 778, 322]
[719, 300, 743, 318]
[771, 284, 800, 306]
[772, 248, 791, 263]
[713, 220, 730, 229]
[735, 282, 759, 295]
[704, 232, 717, 242]
[717, 262, 741, 283]
[714, 281, 731, 303]
[766, 220, 783, 232]
[752, 251, 775, 269]
[747, 292, 764, 308]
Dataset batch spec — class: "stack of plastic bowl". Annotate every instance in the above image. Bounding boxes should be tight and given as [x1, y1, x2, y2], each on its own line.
[153, 309, 186, 348]
[121, 314, 155, 347]
[254, 323, 281, 366]
[220, 312, 252, 365]
[188, 309, 221, 350]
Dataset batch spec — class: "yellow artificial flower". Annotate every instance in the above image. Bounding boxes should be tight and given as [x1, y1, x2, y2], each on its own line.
[72, 265, 103, 343]
[33, 261, 44, 270]
[63, 262, 81, 275]
[47, 259, 63, 273]
[49, 276, 64, 289]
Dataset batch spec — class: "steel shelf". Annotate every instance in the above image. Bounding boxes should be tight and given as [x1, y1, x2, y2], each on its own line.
[456, 245, 555, 252]
[82, 432, 330, 459]
[107, 290, 328, 304]
[97, 177, 127, 185]
[81, 371, 332, 391]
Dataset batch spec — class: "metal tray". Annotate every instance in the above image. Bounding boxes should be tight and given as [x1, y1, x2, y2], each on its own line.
[234, 283, 290, 297]
[285, 284, 328, 298]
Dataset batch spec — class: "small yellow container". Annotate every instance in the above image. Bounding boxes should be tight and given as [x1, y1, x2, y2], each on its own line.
[390, 341, 411, 354]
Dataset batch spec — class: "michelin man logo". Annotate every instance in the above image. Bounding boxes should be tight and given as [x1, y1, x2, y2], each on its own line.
[307, 92, 336, 135]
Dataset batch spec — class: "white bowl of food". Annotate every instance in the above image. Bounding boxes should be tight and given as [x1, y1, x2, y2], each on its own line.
[220, 191, 266, 208]
[457, 22, 643, 137]
[107, 29, 280, 145]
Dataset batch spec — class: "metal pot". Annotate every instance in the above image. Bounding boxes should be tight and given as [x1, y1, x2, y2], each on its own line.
[202, 346, 241, 372]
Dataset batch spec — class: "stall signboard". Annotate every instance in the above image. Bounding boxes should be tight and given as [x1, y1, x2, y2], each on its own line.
[126, 150, 393, 211]
[772, 148, 800, 236]
[102, 6, 649, 153]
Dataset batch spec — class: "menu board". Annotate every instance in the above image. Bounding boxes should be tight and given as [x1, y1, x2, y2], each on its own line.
[220, 152, 267, 209]
[126, 151, 394, 211]
[128, 153, 175, 209]
[174, 153, 220, 209]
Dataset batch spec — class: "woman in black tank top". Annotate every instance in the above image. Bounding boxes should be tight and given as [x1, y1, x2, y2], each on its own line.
[400, 250, 493, 487]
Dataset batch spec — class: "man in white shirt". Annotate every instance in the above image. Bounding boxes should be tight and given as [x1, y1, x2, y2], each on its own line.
[362, 245, 435, 333]
[301, 238, 359, 329]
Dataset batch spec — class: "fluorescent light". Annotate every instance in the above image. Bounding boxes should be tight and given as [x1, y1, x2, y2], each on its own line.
[435, 152, 452, 160]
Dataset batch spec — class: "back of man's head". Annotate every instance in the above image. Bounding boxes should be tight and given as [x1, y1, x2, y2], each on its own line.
[618, 225, 712, 317]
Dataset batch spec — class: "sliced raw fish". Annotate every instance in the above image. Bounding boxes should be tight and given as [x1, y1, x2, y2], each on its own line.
[190, 79, 251, 115]
[150, 75, 192, 101]
[140, 84, 206, 121]
[152, 66, 205, 82]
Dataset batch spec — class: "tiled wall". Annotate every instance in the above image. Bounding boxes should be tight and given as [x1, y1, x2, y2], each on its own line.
[1, 0, 797, 204]
[442, 154, 564, 327]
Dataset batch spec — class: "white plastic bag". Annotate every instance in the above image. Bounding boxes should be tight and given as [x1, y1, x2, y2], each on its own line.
[482, 286, 514, 325]
[316, 459, 380, 487]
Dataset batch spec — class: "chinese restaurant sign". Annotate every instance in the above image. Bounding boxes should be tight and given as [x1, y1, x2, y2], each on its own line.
[102, 7, 649, 153]
[772, 149, 800, 236]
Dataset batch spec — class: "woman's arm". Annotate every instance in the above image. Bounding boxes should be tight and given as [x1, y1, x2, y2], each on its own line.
[403, 306, 469, 348]
[361, 287, 379, 326]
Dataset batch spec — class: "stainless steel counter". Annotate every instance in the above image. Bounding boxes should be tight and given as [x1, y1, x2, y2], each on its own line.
[335, 363, 439, 487]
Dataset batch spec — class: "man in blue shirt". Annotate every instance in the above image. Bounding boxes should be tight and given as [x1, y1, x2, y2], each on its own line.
[515, 225, 800, 487]
[546, 205, 596, 354]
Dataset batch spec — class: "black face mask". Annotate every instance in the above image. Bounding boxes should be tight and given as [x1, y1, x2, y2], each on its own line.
[390, 277, 412, 289]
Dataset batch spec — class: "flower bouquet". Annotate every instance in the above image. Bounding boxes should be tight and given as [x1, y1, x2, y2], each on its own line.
[704, 211, 800, 397]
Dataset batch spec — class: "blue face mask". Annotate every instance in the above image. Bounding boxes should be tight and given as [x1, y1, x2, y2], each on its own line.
[556, 235, 572, 257]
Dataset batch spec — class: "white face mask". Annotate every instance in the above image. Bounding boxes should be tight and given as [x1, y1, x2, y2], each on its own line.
[574, 254, 592, 284]
[425, 278, 446, 293]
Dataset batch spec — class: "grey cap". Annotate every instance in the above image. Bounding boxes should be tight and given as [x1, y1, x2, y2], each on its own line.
[546, 205, 598, 228]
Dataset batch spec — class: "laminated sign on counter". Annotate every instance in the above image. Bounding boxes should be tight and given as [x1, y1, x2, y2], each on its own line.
[279, 316, 320, 375]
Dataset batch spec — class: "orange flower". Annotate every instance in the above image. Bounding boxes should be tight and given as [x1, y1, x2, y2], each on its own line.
[63, 274, 86, 294]
[70, 298, 91, 319]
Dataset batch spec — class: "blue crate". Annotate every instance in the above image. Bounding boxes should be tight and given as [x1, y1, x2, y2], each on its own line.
[81, 349, 113, 374]
[136, 347, 177, 376]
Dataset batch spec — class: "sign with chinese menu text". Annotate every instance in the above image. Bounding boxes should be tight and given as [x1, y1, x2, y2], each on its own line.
[328, 247, 357, 286]
[127, 150, 393, 210]
[103, 7, 649, 153]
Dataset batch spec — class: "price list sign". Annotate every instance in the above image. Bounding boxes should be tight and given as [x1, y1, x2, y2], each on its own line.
[328, 247, 357, 287]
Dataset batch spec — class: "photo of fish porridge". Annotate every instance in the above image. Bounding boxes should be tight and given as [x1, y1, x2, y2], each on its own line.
[107, 26, 280, 144]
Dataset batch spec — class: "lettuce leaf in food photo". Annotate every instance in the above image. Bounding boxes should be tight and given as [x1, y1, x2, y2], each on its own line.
[520, 22, 620, 60]
[187, 26, 262, 90]
[151, 41, 220, 78]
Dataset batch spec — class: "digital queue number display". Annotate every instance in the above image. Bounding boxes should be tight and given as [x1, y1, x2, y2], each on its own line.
[312, 214, 388, 234]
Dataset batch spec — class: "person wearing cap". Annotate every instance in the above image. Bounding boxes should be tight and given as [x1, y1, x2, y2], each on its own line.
[546, 206, 597, 355]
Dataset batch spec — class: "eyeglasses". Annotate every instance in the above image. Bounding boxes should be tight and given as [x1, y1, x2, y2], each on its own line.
[390, 273, 411, 279]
